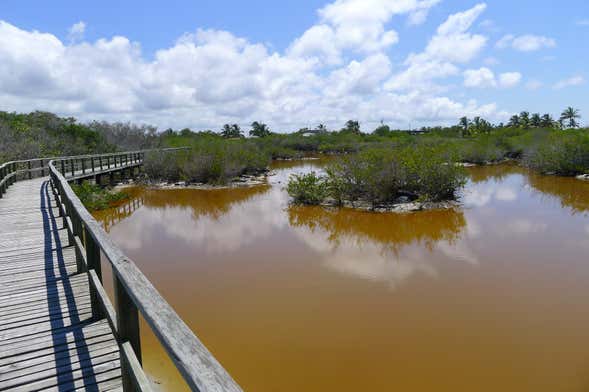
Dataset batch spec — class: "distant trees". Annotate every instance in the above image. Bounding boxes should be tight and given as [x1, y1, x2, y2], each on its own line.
[519, 111, 530, 129]
[89, 121, 159, 150]
[504, 109, 578, 130]
[459, 117, 469, 133]
[457, 116, 492, 136]
[530, 113, 541, 128]
[560, 107, 581, 128]
[0, 111, 117, 161]
[342, 120, 361, 134]
[221, 124, 243, 138]
[249, 121, 271, 137]
[540, 114, 556, 128]
[373, 124, 391, 137]
[507, 114, 520, 128]
[316, 124, 328, 133]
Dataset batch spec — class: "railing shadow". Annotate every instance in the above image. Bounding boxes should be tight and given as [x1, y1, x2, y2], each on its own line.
[41, 181, 98, 391]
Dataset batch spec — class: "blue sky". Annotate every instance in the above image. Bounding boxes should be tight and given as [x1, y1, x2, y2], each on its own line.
[1, 0, 588, 130]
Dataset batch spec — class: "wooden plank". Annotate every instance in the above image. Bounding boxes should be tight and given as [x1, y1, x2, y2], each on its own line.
[0, 292, 90, 320]
[0, 309, 94, 340]
[0, 328, 117, 367]
[0, 344, 120, 387]
[8, 359, 122, 392]
[0, 319, 110, 353]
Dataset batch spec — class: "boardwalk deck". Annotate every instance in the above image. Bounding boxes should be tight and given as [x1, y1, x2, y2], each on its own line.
[0, 150, 242, 392]
[0, 178, 122, 391]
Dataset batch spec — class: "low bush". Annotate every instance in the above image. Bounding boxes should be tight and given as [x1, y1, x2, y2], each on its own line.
[143, 138, 271, 184]
[286, 172, 329, 205]
[71, 181, 129, 211]
[524, 132, 589, 175]
[287, 145, 466, 206]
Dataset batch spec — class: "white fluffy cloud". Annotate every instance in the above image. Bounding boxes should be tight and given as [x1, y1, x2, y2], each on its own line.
[464, 67, 496, 88]
[498, 72, 522, 88]
[288, 0, 441, 64]
[0, 1, 518, 131]
[496, 34, 556, 51]
[553, 75, 586, 89]
[463, 68, 521, 88]
[386, 3, 488, 93]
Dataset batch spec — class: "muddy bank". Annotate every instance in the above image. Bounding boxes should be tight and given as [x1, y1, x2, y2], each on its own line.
[318, 198, 459, 213]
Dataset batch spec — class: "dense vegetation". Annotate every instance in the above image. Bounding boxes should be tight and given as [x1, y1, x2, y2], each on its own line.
[143, 137, 270, 185]
[287, 145, 466, 206]
[0, 111, 161, 162]
[71, 181, 129, 211]
[1, 109, 588, 206]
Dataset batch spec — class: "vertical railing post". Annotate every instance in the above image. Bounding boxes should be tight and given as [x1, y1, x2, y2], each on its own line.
[85, 226, 104, 319]
[114, 274, 142, 391]
[91, 157, 95, 173]
[61, 160, 65, 175]
[28, 161, 32, 179]
[82, 159, 86, 175]
[71, 159, 75, 177]
[10, 163, 15, 185]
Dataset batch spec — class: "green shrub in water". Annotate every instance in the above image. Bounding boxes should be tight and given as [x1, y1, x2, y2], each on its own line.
[71, 181, 129, 211]
[286, 172, 329, 205]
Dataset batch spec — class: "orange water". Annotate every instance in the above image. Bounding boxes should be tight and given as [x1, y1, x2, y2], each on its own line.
[94, 162, 589, 391]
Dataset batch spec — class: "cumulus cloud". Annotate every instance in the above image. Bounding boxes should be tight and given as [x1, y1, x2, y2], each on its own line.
[68, 21, 86, 41]
[498, 72, 522, 88]
[496, 34, 556, 51]
[553, 75, 586, 89]
[0, 1, 509, 131]
[386, 3, 488, 93]
[288, 0, 440, 64]
[464, 67, 496, 88]
[463, 67, 521, 88]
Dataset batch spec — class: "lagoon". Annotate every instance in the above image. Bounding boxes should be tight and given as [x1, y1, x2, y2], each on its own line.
[94, 160, 589, 392]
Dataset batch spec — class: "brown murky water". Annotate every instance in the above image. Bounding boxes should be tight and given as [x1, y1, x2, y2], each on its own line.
[93, 161, 589, 392]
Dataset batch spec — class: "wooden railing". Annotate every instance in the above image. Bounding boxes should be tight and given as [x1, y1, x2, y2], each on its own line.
[1, 149, 242, 392]
[0, 157, 55, 197]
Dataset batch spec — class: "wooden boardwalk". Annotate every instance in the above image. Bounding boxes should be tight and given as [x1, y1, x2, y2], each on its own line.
[0, 177, 123, 391]
[0, 151, 242, 392]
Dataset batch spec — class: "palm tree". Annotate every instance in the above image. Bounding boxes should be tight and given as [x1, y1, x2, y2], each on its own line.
[540, 114, 555, 128]
[458, 116, 470, 136]
[530, 113, 541, 127]
[342, 120, 361, 134]
[221, 124, 242, 138]
[519, 111, 530, 128]
[249, 121, 271, 137]
[560, 107, 581, 128]
[507, 114, 520, 128]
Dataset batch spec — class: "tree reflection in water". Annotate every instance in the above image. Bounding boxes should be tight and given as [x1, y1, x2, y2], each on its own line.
[288, 205, 466, 253]
[96, 184, 271, 226]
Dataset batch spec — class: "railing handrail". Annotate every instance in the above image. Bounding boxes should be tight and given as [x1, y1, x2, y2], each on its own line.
[1, 148, 241, 391]
[0, 147, 190, 171]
